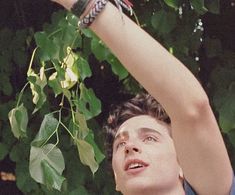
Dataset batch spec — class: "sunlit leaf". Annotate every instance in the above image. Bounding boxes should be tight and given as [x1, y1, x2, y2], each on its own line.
[27, 67, 47, 113]
[76, 139, 98, 174]
[8, 104, 28, 139]
[29, 144, 65, 190]
[31, 114, 59, 147]
[60, 48, 80, 89]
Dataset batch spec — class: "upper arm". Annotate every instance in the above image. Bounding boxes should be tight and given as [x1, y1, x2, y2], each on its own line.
[171, 101, 233, 195]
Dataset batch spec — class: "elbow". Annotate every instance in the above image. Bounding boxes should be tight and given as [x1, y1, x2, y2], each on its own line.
[185, 95, 212, 122]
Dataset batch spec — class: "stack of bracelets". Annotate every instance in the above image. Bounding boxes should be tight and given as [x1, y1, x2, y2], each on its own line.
[71, 0, 133, 28]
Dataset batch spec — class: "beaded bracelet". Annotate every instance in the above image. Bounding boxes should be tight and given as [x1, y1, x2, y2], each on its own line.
[71, 0, 91, 18]
[78, 0, 108, 28]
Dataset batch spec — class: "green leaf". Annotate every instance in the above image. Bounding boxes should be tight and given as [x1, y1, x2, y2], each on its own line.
[31, 114, 59, 147]
[228, 130, 235, 148]
[219, 92, 235, 133]
[0, 75, 13, 96]
[76, 57, 92, 81]
[75, 83, 101, 120]
[8, 103, 28, 139]
[29, 144, 65, 190]
[91, 38, 110, 61]
[151, 10, 177, 34]
[76, 139, 98, 174]
[69, 186, 89, 195]
[34, 32, 60, 61]
[10, 142, 29, 162]
[205, 0, 220, 14]
[48, 72, 63, 96]
[107, 55, 128, 80]
[164, 0, 179, 9]
[13, 49, 28, 66]
[41, 159, 66, 191]
[0, 142, 8, 160]
[60, 48, 80, 89]
[85, 132, 105, 164]
[190, 0, 208, 15]
[27, 67, 47, 113]
[15, 161, 39, 193]
[74, 111, 89, 139]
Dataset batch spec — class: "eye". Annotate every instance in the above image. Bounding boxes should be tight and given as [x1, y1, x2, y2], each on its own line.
[116, 141, 126, 149]
[143, 136, 157, 143]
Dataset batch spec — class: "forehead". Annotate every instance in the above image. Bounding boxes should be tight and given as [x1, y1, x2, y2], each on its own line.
[116, 115, 170, 137]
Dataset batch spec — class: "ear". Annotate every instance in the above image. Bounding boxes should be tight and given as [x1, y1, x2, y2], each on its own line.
[179, 167, 184, 180]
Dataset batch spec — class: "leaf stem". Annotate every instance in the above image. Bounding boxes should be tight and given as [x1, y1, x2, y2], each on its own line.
[42, 112, 61, 148]
[16, 82, 29, 107]
[60, 121, 75, 140]
[27, 47, 38, 75]
[47, 28, 63, 39]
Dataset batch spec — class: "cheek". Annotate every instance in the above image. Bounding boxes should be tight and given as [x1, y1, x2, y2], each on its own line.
[112, 153, 122, 174]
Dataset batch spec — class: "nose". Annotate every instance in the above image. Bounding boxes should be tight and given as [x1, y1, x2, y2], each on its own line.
[125, 143, 141, 155]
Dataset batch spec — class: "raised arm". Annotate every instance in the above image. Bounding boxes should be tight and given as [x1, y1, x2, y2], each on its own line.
[52, 1, 233, 194]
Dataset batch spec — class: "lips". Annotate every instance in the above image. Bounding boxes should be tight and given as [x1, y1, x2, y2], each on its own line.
[124, 159, 149, 171]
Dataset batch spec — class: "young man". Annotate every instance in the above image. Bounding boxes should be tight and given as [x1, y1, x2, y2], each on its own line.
[51, 0, 234, 194]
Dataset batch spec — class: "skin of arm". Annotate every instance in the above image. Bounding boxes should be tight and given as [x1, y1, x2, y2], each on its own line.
[51, 1, 233, 194]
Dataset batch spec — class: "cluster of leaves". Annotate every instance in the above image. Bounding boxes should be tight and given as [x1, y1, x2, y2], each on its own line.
[0, 0, 234, 194]
[7, 10, 123, 193]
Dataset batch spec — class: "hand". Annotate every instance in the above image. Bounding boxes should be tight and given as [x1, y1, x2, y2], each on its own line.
[51, 0, 77, 10]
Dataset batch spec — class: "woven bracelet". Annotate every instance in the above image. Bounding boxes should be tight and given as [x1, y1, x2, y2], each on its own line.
[79, 0, 108, 28]
[71, 0, 91, 18]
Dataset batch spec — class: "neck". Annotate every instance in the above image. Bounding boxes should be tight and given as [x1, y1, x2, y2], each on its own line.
[124, 179, 185, 195]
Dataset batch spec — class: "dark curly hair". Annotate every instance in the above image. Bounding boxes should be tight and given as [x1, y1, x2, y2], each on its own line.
[104, 93, 170, 162]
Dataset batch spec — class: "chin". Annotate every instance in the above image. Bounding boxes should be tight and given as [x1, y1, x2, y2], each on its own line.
[123, 178, 156, 193]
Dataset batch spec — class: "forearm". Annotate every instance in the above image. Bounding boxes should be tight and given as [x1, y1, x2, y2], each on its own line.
[90, 2, 208, 121]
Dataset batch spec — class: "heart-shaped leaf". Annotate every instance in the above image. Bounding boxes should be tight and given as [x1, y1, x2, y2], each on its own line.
[76, 139, 98, 174]
[31, 114, 59, 147]
[29, 144, 65, 190]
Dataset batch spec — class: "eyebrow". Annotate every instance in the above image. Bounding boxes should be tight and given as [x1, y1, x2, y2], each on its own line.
[113, 127, 162, 143]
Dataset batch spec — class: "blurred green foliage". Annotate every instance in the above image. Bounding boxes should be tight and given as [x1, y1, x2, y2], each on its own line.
[0, 0, 234, 194]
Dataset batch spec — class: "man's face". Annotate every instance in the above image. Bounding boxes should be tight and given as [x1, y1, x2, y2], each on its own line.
[112, 115, 182, 195]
